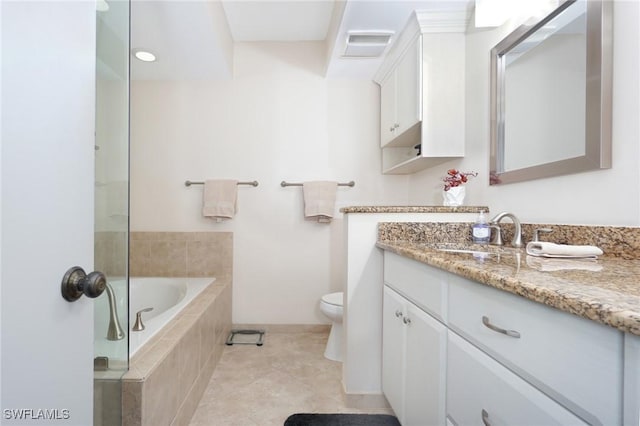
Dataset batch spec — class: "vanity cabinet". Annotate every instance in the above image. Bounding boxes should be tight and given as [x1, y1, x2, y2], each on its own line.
[447, 332, 587, 426]
[381, 250, 627, 426]
[383, 253, 447, 426]
[448, 273, 623, 425]
[375, 11, 466, 174]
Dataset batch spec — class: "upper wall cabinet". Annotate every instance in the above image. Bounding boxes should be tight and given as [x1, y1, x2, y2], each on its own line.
[380, 38, 421, 147]
[375, 10, 468, 174]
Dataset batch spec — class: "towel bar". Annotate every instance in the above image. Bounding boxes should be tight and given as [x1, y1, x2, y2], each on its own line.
[280, 180, 355, 187]
[185, 180, 259, 187]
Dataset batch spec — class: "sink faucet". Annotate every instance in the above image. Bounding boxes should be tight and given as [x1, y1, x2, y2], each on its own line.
[489, 212, 523, 248]
[105, 282, 125, 341]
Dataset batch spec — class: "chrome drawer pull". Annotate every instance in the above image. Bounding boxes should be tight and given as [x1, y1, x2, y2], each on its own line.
[403, 316, 411, 325]
[395, 310, 403, 318]
[481, 409, 491, 426]
[482, 316, 521, 338]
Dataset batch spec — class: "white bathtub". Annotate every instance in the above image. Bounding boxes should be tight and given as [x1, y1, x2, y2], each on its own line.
[94, 277, 215, 360]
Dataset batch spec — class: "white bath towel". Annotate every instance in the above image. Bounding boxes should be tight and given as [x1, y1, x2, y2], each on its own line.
[526, 256, 603, 272]
[202, 179, 238, 220]
[525, 241, 603, 258]
[302, 181, 338, 223]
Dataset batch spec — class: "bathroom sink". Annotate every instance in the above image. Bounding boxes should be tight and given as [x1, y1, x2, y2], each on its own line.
[431, 243, 521, 256]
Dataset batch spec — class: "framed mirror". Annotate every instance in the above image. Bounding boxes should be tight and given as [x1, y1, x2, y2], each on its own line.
[490, 0, 612, 185]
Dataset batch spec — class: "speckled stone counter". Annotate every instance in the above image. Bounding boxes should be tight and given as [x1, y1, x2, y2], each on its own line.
[341, 205, 489, 214]
[380, 221, 640, 259]
[376, 238, 640, 336]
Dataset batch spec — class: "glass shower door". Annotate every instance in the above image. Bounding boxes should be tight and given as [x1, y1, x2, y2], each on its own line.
[93, 1, 130, 424]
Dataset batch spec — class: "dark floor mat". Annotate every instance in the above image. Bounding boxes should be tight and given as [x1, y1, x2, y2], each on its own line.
[284, 413, 401, 426]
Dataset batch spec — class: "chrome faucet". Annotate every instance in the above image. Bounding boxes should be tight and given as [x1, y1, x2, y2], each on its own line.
[132, 308, 154, 332]
[105, 282, 125, 341]
[489, 212, 523, 248]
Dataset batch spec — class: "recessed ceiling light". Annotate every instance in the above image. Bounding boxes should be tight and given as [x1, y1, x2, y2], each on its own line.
[132, 49, 156, 62]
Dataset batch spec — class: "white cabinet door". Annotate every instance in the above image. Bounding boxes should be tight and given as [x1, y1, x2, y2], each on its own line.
[404, 302, 447, 426]
[395, 37, 421, 136]
[383, 285, 447, 426]
[447, 332, 588, 426]
[379, 37, 420, 148]
[382, 286, 406, 418]
[380, 72, 397, 147]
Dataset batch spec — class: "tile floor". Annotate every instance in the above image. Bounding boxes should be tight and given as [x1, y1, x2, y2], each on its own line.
[189, 330, 393, 426]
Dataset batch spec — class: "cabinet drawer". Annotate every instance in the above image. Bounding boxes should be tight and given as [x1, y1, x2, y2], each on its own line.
[384, 252, 447, 321]
[448, 275, 623, 425]
[447, 332, 588, 426]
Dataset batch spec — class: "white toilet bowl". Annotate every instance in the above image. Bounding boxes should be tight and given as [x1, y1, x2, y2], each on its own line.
[320, 292, 343, 362]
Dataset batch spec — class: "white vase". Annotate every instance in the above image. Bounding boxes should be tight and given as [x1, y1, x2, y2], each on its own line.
[442, 186, 466, 206]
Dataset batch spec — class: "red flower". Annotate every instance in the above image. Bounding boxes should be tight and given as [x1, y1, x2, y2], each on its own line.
[442, 169, 477, 191]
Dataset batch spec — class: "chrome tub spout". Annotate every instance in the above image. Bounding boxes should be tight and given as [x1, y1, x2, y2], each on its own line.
[106, 282, 125, 341]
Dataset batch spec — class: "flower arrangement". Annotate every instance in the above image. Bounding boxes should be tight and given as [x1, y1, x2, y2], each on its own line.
[442, 169, 478, 191]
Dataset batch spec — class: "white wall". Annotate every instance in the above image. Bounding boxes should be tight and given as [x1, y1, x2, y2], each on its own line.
[409, 0, 640, 226]
[131, 42, 409, 324]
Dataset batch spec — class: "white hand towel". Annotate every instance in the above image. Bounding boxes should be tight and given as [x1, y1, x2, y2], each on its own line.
[526, 255, 603, 272]
[202, 179, 238, 220]
[302, 181, 338, 223]
[525, 241, 603, 258]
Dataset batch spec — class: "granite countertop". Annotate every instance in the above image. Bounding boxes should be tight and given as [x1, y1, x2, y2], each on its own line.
[377, 240, 640, 336]
[340, 206, 489, 214]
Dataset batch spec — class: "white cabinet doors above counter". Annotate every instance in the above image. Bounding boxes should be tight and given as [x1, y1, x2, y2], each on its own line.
[375, 11, 466, 174]
[379, 38, 421, 148]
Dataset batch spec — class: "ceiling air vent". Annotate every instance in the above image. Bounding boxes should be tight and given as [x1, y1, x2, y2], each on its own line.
[343, 31, 394, 58]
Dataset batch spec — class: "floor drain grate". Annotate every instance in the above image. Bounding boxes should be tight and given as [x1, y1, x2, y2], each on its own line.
[225, 329, 265, 346]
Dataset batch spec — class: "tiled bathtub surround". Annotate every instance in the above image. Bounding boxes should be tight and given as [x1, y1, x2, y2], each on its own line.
[123, 231, 233, 425]
[378, 222, 640, 259]
[122, 278, 232, 426]
[95, 231, 128, 276]
[130, 232, 232, 278]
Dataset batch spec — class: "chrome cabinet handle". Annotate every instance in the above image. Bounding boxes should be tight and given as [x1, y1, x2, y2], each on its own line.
[482, 316, 521, 338]
[389, 126, 395, 132]
[403, 316, 411, 325]
[61, 266, 107, 302]
[395, 310, 403, 318]
[481, 409, 491, 426]
[394, 123, 400, 129]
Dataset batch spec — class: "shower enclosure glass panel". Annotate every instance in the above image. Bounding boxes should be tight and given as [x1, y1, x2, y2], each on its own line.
[94, 1, 130, 424]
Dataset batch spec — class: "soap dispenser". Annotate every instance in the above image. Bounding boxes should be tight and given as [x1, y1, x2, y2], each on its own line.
[472, 210, 490, 244]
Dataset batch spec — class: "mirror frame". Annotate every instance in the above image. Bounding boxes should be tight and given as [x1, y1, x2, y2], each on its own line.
[490, 0, 612, 186]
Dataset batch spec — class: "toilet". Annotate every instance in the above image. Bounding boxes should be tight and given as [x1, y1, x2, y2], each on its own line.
[319, 292, 344, 362]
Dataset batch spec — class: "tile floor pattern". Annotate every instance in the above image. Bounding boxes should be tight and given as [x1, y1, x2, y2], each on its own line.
[189, 331, 393, 426]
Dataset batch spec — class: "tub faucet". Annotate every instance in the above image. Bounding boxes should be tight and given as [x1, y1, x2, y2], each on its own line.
[105, 282, 125, 341]
[489, 212, 523, 248]
[132, 308, 154, 332]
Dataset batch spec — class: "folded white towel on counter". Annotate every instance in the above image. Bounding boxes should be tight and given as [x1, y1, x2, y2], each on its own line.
[525, 241, 603, 258]
[303, 181, 338, 223]
[526, 256, 603, 272]
[202, 179, 238, 220]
